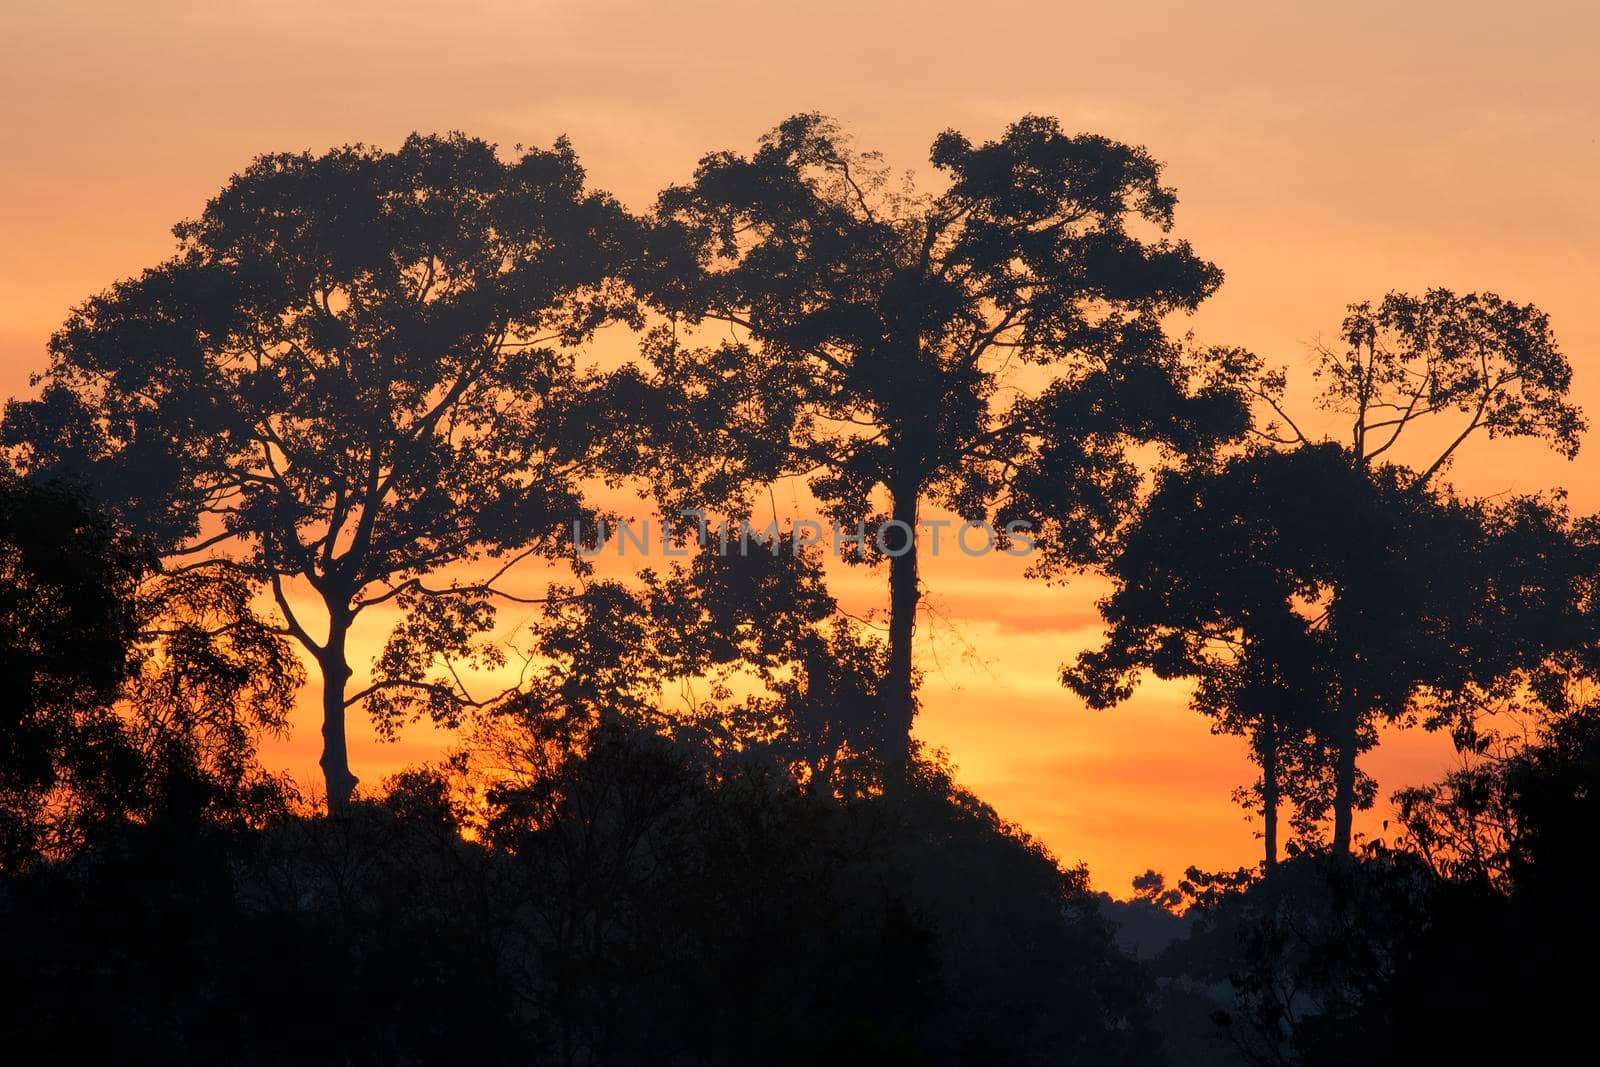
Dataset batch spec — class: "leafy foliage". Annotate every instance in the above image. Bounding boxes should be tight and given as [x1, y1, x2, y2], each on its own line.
[488, 533, 892, 792]
[3, 133, 637, 805]
[631, 113, 1251, 755]
[1, 478, 297, 872]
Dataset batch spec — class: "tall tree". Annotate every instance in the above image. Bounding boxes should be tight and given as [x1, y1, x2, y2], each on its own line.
[3, 134, 633, 809]
[1072, 446, 1591, 866]
[1065, 447, 1342, 870]
[1074, 288, 1586, 858]
[1261, 289, 1582, 852]
[1067, 446, 1441, 868]
[636, 114, 1249, 767]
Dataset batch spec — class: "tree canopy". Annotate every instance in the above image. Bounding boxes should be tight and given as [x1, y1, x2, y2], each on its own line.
[633, 113, 1252, 763]
[1073, 287, 1589, 856]
[4, 133, 637, 807]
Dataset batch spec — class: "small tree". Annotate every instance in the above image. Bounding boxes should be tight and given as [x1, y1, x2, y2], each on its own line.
[1, 474, 146, 868]
[4, 134, 634, 809]
[0, 474, 298, 870]
[637, 114, 1249, 767]
[492, 533, 890, 794]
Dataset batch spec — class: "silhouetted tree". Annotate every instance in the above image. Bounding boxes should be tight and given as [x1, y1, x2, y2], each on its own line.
[1073, 290, 1584, 857]
[635, 113, 1250, 767]
[3, 134, 634, 808]
[0, 473, 146, 868]
[1071, 444, 1592, 863]
[121, 560, 303, 825]
[1253, 289, 1583, 851]
[490, 532, 891, 792]
[1066, 447, 1344, 870]
[1, 471, 299, 871]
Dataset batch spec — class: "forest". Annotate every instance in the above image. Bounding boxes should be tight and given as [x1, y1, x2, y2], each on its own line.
[3, 116, 1597, 1065]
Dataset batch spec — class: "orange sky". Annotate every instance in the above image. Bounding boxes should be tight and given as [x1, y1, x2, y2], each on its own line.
[4, 1, 1598, 891]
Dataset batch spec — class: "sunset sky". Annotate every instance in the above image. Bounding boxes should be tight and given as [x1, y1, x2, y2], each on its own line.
[4, 1, 1598, 891]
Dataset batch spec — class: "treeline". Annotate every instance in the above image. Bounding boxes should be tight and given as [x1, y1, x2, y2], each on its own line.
[3, 115, 1599, 1064]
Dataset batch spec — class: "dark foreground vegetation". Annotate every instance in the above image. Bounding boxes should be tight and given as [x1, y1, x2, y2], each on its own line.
[5, 116, 1600, 1064]
[6, 471, 1599, 1066]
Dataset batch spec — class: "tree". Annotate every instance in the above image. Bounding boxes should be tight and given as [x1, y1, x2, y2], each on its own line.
[4, 134, 634, 809]
[1067, 446, 1441, 869]
[635, 113, 1249, 767]
[491, 532, 891, 793]
[1072, 435, 1589, 863]
[0, 473, 146, 868]
[121, 559, 303, 826]
[0, 472, 299, 870]
[1254, 289, 1583, 852]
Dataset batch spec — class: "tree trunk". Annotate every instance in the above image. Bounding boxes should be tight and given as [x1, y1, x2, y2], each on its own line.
[1260, 710, 1279, 874]
[318, 616, 359, 812]
[1331, 694, 1359, 856]
[884, 482, 921, 771]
